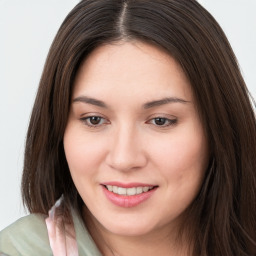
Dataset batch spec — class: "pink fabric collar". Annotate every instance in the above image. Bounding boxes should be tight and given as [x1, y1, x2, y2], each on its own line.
[45, 197, 79, 256]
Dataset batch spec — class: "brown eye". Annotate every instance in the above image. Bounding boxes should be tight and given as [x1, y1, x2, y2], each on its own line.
[154, 118, 167, 126]
[89, 116, 102, 125]
[149, 117, 177, 127]
[80, 115, 108, 128]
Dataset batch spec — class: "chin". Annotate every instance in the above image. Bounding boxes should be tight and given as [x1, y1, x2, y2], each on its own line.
[106, 223, 153, 237]
[99, 214, 161, 237]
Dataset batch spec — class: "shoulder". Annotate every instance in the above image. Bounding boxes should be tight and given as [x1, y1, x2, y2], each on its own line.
[0, 214, 52, 256]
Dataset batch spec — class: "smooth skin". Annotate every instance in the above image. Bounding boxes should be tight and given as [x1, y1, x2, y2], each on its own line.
[64, 41, 209, 256]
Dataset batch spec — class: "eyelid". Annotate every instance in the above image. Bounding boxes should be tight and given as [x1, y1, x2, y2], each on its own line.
[79, 113, 110, 128]
[146, 113, 177, 120]
[146, 114, 178, 128]
[78, 113, 177, 129]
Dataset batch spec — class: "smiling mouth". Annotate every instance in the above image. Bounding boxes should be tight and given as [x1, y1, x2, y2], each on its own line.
[103, 185, 157, 196]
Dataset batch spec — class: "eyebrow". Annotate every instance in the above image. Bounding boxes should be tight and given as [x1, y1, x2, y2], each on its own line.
[72, 96, 189, 109]
[73, 96, 108, 108]
[143, 97, 189, 109]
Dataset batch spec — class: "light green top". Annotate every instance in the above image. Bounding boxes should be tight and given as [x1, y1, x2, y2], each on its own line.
[0, 211, 102, 256]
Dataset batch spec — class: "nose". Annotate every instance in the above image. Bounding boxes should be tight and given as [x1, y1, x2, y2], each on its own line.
[106, 124, 147, 172]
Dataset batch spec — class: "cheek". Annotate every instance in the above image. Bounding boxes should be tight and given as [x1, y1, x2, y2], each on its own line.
[149, 125, 208, 182]
[151, 127, 208, 218]
[63, 125, 106, 178]
[63, 125, 107, 206]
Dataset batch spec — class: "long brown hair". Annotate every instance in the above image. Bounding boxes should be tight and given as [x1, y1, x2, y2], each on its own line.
[22, 0, 256, 255]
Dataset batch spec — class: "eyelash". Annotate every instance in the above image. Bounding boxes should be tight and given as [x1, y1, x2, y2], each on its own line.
[80, 116, 177, 128]
[80, 116, 109, 128]
[147, 117, 177, 127]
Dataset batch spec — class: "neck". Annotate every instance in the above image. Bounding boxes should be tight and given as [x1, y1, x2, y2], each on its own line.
[83, 208, 192, 256]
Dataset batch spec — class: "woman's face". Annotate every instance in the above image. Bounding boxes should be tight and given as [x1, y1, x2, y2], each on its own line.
[64, 41, 209, 237]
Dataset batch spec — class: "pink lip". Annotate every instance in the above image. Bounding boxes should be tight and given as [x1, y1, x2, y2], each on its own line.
[102, 182, 156, 188]
[101, 183, 158, 208]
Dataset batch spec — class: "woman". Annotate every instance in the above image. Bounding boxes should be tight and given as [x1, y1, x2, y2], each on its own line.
[0, 0, 255, 255]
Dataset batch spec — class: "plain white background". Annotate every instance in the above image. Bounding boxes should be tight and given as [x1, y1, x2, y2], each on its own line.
[0, 0, 255, 231]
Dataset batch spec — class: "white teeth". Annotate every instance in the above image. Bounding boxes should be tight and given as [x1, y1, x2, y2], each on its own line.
[143, 187, 149, 192]
[118, 187, 127, 195]
[106, 185, 154, 196]
[106, 185, 113, 192]
[113, 186, 118, 193]
[127, 187, 136, 196]
[136, 187, 143, 194]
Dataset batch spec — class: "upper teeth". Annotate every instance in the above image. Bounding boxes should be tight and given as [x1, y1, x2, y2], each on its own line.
[106, 185, 154, 196]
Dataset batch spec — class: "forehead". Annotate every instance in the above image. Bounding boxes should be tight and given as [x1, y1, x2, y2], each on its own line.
[72, 41, 193, 103]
